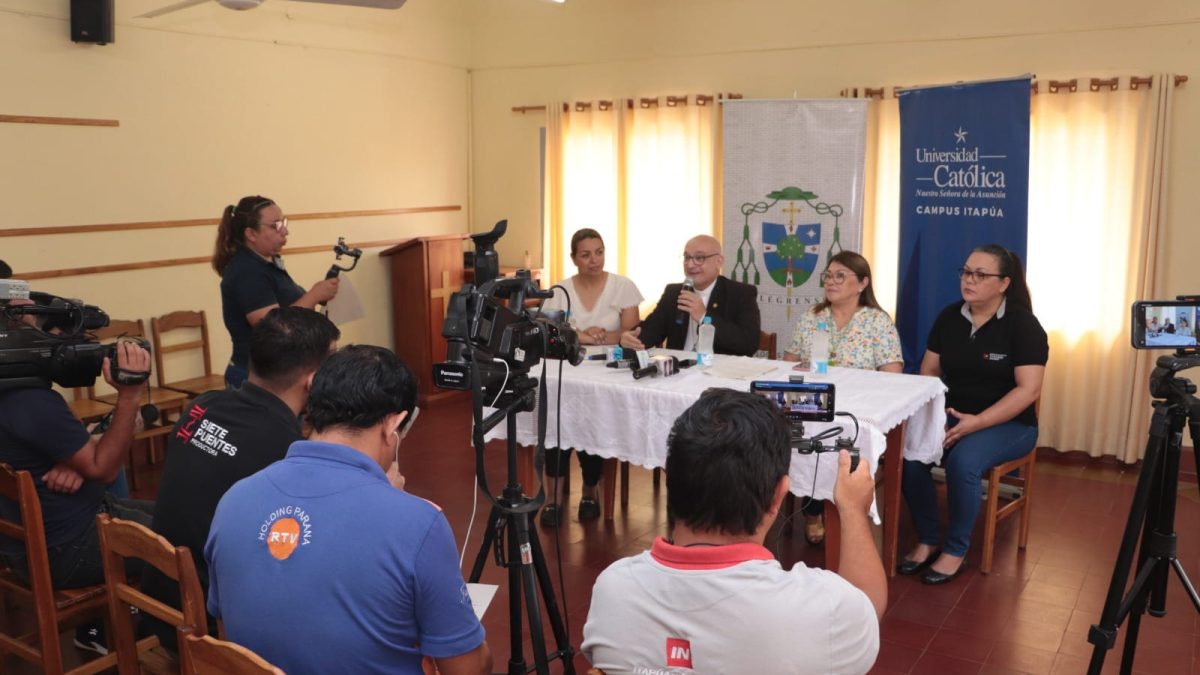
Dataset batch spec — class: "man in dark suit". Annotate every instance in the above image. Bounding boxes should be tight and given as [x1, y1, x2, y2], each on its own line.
[620, 235, 761, 356]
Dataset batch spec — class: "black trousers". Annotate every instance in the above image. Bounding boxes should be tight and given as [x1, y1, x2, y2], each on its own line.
[544, 447, 604, 487]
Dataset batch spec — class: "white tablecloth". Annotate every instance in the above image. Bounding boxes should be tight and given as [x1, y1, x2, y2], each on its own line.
[487, 350, 946, 521]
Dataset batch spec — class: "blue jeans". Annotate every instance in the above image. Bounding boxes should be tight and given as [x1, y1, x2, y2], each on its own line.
[902, 421, 1038, 557]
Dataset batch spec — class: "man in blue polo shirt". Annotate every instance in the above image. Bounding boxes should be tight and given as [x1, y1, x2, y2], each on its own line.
[205, 345, 491, 675]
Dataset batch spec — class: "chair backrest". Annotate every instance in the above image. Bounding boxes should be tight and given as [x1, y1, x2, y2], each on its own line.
[96, 318, 147, 342]
[178, 625, 284, 675]
[0, 465, 70, 672]
[758, 331, 778, 360]
[97, 514, 208, 675]
[151, 310, 214, 387]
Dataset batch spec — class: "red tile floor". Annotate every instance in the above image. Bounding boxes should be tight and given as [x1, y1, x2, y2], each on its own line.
[125, 396, 1199, 675]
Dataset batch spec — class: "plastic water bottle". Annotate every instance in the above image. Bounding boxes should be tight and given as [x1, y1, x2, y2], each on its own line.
[696, 316, 716, 366]
[811, 321, 830, 375]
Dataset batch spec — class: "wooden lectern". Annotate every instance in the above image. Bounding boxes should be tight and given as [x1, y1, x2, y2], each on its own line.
[379, 234, 470, 405]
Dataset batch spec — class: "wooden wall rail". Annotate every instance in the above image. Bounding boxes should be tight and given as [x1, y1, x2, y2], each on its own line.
[0, 114, 119, 127]
[14, 239, 410, 281]
[0, 205, 462, 239]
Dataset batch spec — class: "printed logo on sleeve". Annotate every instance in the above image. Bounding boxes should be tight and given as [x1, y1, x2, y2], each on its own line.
[258, 506, 314, 561]
[665, 637, 693, 668]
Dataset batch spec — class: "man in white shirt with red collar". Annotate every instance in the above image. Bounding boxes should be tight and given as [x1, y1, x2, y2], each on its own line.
[582, 388, 886, 675]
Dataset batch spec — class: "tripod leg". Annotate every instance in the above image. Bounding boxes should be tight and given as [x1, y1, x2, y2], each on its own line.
[1086, 405, 1167, 674]
[468, 506, 502, 583]
[527, 524, 576, 674]
[511, 511, 552, 675]
[507, 513, 528, 675]
[1147, 427, 1182, 618]
[1169, 558, 1200, 612]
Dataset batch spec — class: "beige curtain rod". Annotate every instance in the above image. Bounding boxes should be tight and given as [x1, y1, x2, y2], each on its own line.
[842, 75, 1187, 99]
[512, 93, 741, 114]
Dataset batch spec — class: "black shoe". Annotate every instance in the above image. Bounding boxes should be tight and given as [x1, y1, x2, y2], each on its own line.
[540, 504, 561, 527]
[578, 497, 600, 521]
[921, 561, 968, 585]
[74, 623, 109, 656]
[896, 548, 940, 576]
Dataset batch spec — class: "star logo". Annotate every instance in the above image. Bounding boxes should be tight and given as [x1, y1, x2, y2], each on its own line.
[954, 126, 968, 144]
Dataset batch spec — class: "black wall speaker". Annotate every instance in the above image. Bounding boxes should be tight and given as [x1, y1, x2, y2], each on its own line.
[70, 0, 114, 45]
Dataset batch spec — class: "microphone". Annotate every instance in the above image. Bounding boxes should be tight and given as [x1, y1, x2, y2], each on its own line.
[632, 365, 659, 380]
[674, 277, 695, 326]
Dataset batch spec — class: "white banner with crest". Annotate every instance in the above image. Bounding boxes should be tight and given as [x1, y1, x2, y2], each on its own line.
[722, 100, 867, 352]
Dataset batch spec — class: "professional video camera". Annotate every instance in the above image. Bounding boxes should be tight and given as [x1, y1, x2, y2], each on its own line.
[433, 220, 583, 410]
[0, 279, 150, 391]
[431, 220, 582, 675]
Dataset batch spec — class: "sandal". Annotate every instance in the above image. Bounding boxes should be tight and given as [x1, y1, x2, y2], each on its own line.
[804, 516, 825, 545]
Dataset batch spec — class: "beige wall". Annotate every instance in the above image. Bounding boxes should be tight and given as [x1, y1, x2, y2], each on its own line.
[5, 0, 1197, 392]
[468, 0, 1200, 299]
[1, 0, 472, 388]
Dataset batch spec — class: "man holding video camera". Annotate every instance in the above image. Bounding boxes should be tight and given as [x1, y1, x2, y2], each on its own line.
[0, 328, 154, 650]
[582, 388, 885, 674]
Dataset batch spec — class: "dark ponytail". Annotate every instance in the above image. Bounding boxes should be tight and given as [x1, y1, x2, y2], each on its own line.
[973, 243, 1032, 312]
[212, 195, 274, 276]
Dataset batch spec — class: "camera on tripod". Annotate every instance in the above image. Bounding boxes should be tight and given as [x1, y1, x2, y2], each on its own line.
[0, 280, 151, 391]
[431, 221, 582, 674]
[1085, 296, 1200, 674]
[433, 220, 583, 409]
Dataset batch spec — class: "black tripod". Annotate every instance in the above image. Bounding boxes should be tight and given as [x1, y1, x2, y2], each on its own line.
[1087, 353, 1200, 674]
[467, 374, 575, 675]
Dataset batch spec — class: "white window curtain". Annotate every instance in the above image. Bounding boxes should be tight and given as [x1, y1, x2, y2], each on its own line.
[544, 99, 719, 311]
[860, 76, 1176, 461]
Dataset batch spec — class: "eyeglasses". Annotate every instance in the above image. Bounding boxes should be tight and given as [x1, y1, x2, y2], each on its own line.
[682, 253, 720, 265]
[265, 217, 288, 232]
[820, 270, 856, 284]
[957, 267, 1006, 283]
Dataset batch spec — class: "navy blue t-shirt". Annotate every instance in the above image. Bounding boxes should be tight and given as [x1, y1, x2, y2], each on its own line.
[926, 301, 1049, 427]
[0, 388, 104, 553]
[219, 246, 305, 370]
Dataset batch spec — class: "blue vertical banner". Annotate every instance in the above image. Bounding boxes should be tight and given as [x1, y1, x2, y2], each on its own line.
[895, 77, 1031, 372]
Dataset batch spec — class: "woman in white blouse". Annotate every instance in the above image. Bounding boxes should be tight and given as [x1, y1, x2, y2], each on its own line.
[539, 229, 643, 525]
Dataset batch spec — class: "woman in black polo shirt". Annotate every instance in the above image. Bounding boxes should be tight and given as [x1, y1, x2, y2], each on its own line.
[212, 196, 339, 388]
[899, 244, 1048, 584]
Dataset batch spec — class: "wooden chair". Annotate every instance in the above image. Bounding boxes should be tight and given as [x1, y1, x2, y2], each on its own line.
[0, 464, 116, 674]
[980, 448, 1037, 574]
[151, 310, 227, 397]
[177, 625, 283, 675]
[758, 330, 778, 360]
[79, 319, 190, 488]
[97, 514, 208, 674]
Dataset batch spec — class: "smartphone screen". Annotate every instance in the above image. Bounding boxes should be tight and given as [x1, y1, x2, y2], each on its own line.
[749, 380, 835, 422]
[1131, 301, 1200, 349]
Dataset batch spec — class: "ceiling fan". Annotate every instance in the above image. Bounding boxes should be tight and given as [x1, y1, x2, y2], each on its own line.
[136, 0, 407, 20]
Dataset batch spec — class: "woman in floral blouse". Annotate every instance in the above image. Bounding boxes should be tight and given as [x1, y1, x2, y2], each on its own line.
[783, 250, 903, 543]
